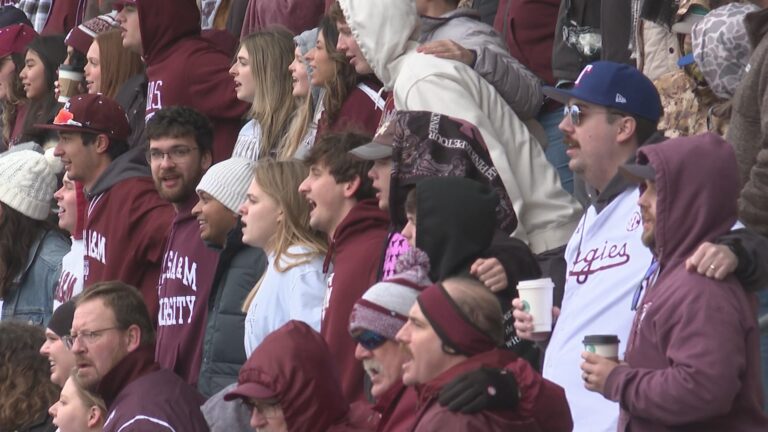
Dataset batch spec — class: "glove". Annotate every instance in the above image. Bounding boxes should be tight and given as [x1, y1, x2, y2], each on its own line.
[437, 367, 520, 414]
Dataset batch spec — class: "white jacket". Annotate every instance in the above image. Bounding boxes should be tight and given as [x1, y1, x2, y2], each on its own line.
[339, 0, 582, 253]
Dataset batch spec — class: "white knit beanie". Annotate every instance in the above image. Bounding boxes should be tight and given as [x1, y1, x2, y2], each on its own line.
[196, 157, 254, 213]
[0, 149, 55, 220]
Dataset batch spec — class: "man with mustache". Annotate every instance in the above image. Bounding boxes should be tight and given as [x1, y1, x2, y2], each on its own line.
[513, 61, 768, 432]
[147, 106, 220, 388]
[69, 281, 208, 431]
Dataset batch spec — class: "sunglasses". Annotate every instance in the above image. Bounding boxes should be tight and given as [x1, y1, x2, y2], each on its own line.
[354, 329, 388, 351]
[563, 103, 625, 126]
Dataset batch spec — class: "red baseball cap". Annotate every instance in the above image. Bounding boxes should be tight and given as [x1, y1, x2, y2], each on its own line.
[35, 94, 131, 141]
[0, 23, 36, 58]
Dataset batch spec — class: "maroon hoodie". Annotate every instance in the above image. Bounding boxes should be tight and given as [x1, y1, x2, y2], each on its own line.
[84, 149, 174, 322]
[240, 0, 323, 39]
[412, 349, 573, 431]
[604, 133, 768, 431]
[234, 320, 367, 431]
[321, 198, 389, 403]
[41, 0, 83, 36]
[154, 196, 220, 388]
[135, 0, 248, 162]
[98, 345, 208, 432]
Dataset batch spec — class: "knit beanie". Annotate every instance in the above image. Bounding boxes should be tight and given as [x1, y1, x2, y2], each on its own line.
[196, 157, 254, 213]
[349, 248, 432, 339]
[0, 149, 55, 220]
[47, 299, 75, 338]
[64, 11, 118, 55]
[294, 28, 323, 109]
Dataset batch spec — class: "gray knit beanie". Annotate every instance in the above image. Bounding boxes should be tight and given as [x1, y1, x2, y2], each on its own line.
[0, 149, 55, 220]
[294, 28, 323, 109]
[349, 248, 432, 340]
[196, 157, 254, 213]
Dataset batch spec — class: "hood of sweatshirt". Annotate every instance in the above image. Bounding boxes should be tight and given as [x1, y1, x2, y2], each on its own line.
[234, 321, 350, 431]
[323, 198, 389, 272]
[136, 0, 201, 64]
[87, 146, 151, 198]
[338, 0, 420, 89]
[637, 132, 738, 266]
[415, 177, 497, 281]
[418, 7, 482, 38]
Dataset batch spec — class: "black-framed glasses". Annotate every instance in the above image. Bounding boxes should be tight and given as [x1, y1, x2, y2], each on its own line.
[354, 329, 388, 351]
[145, 146, 199, 163]
[563, 103, 625, 126]
[62, 326, 121, 350]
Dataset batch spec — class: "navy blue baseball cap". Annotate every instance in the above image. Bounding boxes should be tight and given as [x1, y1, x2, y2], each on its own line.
[543, 61, 662, 123]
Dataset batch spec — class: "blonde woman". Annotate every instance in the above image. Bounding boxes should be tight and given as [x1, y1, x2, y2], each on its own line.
[239, 160, 327, 356]
[229, 28, 296, 161]
[49, 372, 106, 432]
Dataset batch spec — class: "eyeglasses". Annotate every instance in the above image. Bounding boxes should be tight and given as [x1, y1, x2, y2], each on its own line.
[563, 103, 625, 127]
[62, 326, 121, 350]
[145, 146, 199, 163]
[354, 329, 388, 351]
[242, 399, 283, 419]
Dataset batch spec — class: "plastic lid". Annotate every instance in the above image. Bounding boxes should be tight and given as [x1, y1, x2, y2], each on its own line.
[582, 334, 620, 345]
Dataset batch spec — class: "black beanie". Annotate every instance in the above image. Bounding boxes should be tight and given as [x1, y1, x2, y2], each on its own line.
[47, 299, 75, 337]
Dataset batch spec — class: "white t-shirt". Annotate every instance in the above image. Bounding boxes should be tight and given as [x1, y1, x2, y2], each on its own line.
[53, 238, 85, 310]
[244, 245, 326, 356]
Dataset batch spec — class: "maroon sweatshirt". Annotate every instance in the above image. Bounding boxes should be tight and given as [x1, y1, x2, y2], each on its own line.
[321, 199, 389, 404]
[240, 0, 323, 39]
[84, 150, 174, 322]
[604, 133, 768, 431]
[41, 0, 83, 36]
[316, 78, 387, 139]
[135, 0, 248, 162]
[98, 345, 208, 432]
[154, 196, 219, 388]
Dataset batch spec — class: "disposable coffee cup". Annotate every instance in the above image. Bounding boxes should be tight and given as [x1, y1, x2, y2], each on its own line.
[517, 278, 554, 333]
[58, 64, 84, 103]
[583, 335, 620, 360]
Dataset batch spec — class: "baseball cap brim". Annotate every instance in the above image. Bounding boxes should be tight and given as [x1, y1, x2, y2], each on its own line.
[543, 85, 606, 109]
[677, 53, 695, 68]
[34, 123, 117, 138]
[619, 163, 656, 184]
[223, 382, 276, 402]
[348, 142, 393, 160]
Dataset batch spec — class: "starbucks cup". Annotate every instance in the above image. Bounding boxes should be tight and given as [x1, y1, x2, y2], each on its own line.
[58, 65, 84, 103]
[582, 335, 620, 360]
[516, 278, 554, 334]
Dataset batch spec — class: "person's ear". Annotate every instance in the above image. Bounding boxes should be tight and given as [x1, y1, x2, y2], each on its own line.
[94, 134, 110, 155]
[125, 324, 142, 352]
[86, 405, 102, 428]
[615, 116, 637, 144]
[201, 150, 213, 171]
[342, 175, 362, 199]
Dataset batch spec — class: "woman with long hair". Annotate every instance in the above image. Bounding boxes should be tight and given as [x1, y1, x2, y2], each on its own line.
[18, 34, 66, 146]
[0, 321, 60, 432]
[49, 371, 106, 432]
[0, 150, 69, 325]
[238, 160, 327, 355]
[306, 16, 385, 138]
[229, 27, 296, 161]
[284, 27, 321, 159]
[84, 29, 144, 99]
[0, 23, 36, 148]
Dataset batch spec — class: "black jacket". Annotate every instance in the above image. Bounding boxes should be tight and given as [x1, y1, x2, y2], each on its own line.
[197, 223, 267, 398]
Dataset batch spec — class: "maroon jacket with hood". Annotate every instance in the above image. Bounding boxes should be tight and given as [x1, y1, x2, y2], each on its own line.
[83, 147, 174, 322]
[98, 345, 208, 432]
[411, 349, 573, 431]
[154, 195, 219, 388]
[321, 198, 389, 403]
[603, 133, 768, 431]
[135, 0, 248, 162]
[240, 0, 323, 39]
[235, 320, 367, 431]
